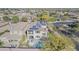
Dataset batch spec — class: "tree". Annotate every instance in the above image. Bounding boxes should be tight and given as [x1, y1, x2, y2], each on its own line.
[41, 11, 49, 21]
[37, 11, 49, 21]
[21, 16, 27, 22]
[3, 16, 11, 21]
[41, 32, 75, 51]
[12, 16, 19, 23]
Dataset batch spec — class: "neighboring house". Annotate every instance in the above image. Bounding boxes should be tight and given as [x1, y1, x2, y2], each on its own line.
[8, 22, 28, 47]
[0, 22, 28, 48]
[0, 16, 3, 21]
[26, 21, 48, 48]
[0, 21, 9, 33]
[52, 19, 79, 27]
[9, 22, 27, 35]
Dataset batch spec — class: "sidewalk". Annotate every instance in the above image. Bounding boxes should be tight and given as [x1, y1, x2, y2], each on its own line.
[0, 48, 39, 51]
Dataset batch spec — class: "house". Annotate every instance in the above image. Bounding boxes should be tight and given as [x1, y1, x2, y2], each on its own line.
[26, 21, 48, 48]
[0, 22, 28, 48]
[9, 22, 27, 35]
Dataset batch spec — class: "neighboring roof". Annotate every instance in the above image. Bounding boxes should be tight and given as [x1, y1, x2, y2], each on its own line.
[53, 19, 79, 27]
[0, 21, 8, 27]
[28, 21, 46, 31]
[9, 22, 27, 31]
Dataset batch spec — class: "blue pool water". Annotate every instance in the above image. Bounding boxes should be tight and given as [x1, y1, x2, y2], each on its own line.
[33, 40, 43, 48]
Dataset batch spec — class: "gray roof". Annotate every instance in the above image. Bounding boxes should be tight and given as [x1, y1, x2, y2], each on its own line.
[28, 21, 46, 31]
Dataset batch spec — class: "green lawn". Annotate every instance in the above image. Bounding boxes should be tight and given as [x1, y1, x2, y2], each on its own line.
[48, 17, 56, 22]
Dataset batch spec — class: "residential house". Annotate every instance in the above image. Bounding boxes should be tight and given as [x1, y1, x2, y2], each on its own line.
[26, 21, 48, 48]
[0, 22, 27, 48]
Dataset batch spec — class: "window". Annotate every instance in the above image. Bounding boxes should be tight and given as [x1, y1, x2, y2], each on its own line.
[42, 33, 46, 36]
[36, 31, 40, 33]
[9, 40, 17, 43]
[36, 36, 40, 38]
[30, 39, 33, 42]
[29, 36, 34, 39]
[9, 40, 13, 42]
[28, 31, 33, 34]
[11, 44, 17, 48]
[28, 30, 33, 34]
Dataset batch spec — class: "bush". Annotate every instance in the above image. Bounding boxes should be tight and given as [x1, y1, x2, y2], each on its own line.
[0, 40, 4, 47]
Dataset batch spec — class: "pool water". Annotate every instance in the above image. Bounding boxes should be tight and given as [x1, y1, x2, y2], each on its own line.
[33, 40, 43, 48]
